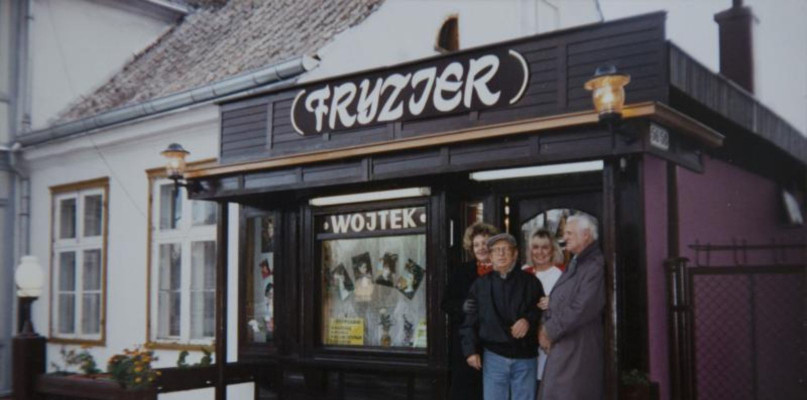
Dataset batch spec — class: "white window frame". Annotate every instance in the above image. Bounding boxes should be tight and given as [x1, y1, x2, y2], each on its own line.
[50, 180, 107, 344]
[148, 178, 217, 347]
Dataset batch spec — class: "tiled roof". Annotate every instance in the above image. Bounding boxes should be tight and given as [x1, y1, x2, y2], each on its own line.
[54, 0, 383, 125]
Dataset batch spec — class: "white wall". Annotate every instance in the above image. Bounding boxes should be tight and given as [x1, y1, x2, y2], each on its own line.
[24, 104, 249, 399]
[29, 0, 175, 129]
[301, 0, 600, 83]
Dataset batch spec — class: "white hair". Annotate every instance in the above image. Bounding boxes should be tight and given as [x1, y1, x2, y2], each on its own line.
[568, 214, 598, 241]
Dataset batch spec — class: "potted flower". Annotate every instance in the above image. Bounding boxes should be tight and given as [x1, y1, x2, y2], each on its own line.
[37, 345, 159, 400]
[106, 345, 161, 389]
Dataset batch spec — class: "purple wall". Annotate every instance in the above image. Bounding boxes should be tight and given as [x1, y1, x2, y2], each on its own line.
[664, 157, 807, 399]
[643, 155, 670, 400]
[677, 156, 806, 265]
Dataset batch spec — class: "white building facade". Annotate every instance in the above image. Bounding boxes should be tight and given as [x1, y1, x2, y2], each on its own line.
[3, 0, 805, 399]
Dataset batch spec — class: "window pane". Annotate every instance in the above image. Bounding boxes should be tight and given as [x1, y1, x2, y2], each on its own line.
[192, 201, 217, 226]
[81, 293, 101, 334]
[245, 216, 275, 343]
[83, 194, 103, 237]
[191, 241, 216, 339]
[169, 292, 181, 337]
[58, 294, 75, 334]
[191, 241, 216, 290]
[159, 184, 182, 230]
[83, 249, 102, 291]
[320, 233, 428, 350]
[158, 243, 181, 339]
[59, 198, 76, 239]
[59, 252, 76, 291]
[191, 291, 215, 339]
[159, 243, 181, 290]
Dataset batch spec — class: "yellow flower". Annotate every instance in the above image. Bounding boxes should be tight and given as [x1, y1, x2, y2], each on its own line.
[156, 371, 162, 376]
[135, 377, 142, 383]
[134, 366, 143, 373]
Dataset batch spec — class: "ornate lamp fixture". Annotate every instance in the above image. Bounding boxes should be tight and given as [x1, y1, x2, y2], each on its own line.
[15, 255, 43, 335]
[584, 65, 631, 125]
[160, 143, 202, 194]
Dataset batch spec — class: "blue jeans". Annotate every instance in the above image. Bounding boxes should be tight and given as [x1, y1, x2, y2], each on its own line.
[482, 349, 537, 400]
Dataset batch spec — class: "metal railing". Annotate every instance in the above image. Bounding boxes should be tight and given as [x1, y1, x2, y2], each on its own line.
[667, 242, 807, 400]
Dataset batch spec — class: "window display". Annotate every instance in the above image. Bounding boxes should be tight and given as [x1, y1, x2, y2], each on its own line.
[318, 206, 428, 350]
[245, 215, 276, 343]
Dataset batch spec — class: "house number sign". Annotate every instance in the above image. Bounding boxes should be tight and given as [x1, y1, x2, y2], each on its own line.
[320, 207, 427, 235]
[291, 49, 530, 136]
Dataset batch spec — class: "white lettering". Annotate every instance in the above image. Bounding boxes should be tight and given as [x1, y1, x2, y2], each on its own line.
[366, 212, 377, 231]
[329, 82, 357, 129]
[350, 214, 365, 232]
[357, 78, 382, 125]
[390, 209, 403, 229]
[331, 214, 351, 234]
[403, 208, 417, 228]
[464, 55, 501, 108]
[305, 86, 331, 133]
[378, 73, 412, 122]
[433, 62, 464, 112]
[408, 67, 436, 116]
[377, 210, 390, 230]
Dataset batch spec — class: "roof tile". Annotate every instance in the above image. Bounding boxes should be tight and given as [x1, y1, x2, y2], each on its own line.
[54, 0, 383, 125]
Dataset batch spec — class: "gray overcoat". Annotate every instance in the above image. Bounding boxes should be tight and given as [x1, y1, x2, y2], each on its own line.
[538, 241, 605, 400]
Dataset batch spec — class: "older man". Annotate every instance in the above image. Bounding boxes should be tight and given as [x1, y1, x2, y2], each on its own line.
[538, 214, 605, 400]
[461, 233, 544, 400]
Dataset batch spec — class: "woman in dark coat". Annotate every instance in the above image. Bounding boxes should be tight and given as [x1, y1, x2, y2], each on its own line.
[442, 222, 499, 400]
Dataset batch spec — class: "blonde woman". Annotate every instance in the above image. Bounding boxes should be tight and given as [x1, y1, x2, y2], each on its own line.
[521, 229, 564, 390]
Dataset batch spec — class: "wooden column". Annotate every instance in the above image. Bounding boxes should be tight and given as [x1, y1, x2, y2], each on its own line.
[602, 159, 619, 400]
[12, 298, 46, 400]
[215, 202, 229, 400]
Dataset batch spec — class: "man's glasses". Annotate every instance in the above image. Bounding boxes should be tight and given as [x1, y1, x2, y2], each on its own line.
[489, 246, 513, 255]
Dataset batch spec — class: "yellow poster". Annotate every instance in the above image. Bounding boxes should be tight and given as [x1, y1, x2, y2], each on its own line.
[327, 318, 365, 345]
[413, 319, 428, 348]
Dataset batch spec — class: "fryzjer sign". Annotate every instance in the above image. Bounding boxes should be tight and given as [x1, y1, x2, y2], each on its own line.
[319, 207, 427, 235]
[291, 48, 530, 136]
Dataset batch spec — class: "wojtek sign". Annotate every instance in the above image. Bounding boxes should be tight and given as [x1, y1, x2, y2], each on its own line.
[291, 48, 530, 136]
[320, 207, 427, 235]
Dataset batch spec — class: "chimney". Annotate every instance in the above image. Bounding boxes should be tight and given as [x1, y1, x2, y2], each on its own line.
[714, 0, 755, 93]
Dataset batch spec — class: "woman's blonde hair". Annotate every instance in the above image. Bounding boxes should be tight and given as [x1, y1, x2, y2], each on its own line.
[462, 222, 499, 253]
[528, 229, 564, 266]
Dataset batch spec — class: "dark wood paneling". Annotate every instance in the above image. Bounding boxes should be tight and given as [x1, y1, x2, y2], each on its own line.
[669, 43, 807, 164]
[219, 12, 669, 165]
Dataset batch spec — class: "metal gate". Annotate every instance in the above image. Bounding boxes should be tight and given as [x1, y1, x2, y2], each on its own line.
[667, 243, 807, 400]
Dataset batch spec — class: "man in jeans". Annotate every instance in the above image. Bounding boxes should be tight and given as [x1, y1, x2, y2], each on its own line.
[461, 233, 544, 400]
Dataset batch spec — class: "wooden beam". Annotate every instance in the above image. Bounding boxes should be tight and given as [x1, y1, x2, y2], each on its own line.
[215, 202, 229, 400]
[186, 102, 723, 179]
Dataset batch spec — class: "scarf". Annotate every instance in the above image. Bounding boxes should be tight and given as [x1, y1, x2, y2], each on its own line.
[476, 261, 493, 277]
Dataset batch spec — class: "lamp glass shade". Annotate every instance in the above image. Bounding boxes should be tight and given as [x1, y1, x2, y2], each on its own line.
[585, 74, 630, 117]
[161, 143, 190, 179]
[15, 255, 44, 298]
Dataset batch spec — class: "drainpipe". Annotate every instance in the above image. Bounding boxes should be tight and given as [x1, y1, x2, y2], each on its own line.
[19, 0, 33, 133]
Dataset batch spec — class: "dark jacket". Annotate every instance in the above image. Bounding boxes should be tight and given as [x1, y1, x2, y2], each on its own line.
[442, 261, 483, 400]
[460, 265, 544, 359]
[538, 241, 605, 400]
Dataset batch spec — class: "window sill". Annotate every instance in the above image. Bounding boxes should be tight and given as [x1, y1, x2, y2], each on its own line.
[48, 337, 105, 347]
[146, 341, 214, 352]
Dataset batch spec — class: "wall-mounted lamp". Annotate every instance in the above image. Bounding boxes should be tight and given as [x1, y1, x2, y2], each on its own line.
[584, 65, 631, 125]
[15, 255, 43, 335]
[161, 143, 203, 194]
